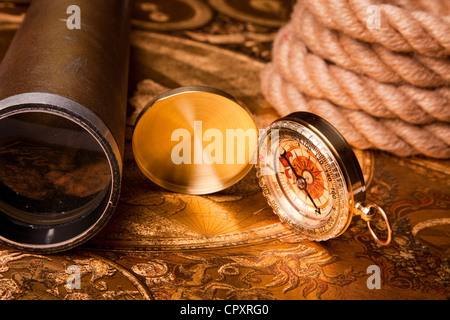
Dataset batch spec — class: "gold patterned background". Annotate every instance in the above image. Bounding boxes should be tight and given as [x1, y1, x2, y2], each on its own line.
[0, 0, 448, 300]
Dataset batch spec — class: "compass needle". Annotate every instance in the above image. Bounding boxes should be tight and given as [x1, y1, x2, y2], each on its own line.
[280, 145, 322, 214]
[305, 186, 320, 214]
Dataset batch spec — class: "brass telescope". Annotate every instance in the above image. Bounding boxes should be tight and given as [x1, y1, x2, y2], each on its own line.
[0, 0, 130, 252]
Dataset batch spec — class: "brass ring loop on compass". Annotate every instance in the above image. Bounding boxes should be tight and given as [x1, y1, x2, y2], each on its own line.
[355, 203, 392, 246]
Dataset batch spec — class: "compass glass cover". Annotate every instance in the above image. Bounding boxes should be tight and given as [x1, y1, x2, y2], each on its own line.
[257, 120, 351, 241]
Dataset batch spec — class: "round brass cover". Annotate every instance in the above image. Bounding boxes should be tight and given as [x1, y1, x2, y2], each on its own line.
[132, 86, 257, 194]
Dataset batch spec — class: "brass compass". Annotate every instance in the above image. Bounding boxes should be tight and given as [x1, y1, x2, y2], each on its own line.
[132, 87, 392, 246]
[257, 112, 392, 245]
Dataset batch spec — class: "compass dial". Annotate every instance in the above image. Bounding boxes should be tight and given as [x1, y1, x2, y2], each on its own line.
[278, 139, 331, 219]
[257, 118, 352, 241]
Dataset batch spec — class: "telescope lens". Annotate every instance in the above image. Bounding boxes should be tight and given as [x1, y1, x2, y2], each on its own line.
[0, 111, 112, 225]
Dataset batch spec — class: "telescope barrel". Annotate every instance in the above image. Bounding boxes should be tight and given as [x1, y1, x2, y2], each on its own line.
[0, 0, 130, 252]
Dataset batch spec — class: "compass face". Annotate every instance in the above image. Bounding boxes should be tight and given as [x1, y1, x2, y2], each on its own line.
[257, 119, 351, 241]
[278, 139, 331, 220]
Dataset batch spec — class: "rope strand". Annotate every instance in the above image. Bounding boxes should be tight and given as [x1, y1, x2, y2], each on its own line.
[261, 0, 450, 158]
[261, 63, 450, 158]
[291, 5, 450, 87]
[301, 0, 450, 57]
[272, 24, 450, 124]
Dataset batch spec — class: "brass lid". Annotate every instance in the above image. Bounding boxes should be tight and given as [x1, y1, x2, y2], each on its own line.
[132, 86, 257, 194]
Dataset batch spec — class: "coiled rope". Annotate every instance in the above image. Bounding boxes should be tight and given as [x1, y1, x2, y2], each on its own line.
[261, 0, 450, 158]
